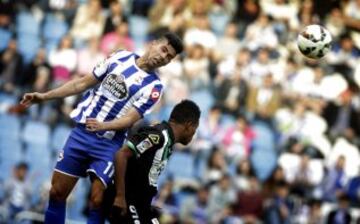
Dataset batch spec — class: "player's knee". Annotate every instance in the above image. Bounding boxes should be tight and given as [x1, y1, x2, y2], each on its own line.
[90, 190, 104, 208]
[49, 185, 67, 202]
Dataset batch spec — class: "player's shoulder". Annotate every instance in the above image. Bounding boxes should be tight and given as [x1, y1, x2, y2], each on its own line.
[138, 123, 166, 146]
[108, 49, 134, 61]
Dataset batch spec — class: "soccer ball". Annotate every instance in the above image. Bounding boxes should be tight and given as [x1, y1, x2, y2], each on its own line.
[297, 25, 332, 59]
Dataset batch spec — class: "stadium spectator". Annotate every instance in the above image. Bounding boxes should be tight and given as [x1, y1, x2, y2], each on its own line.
[326, 195, 352, 224]
[231, 176, 263, 223]
[21, 48, 51, 93]
[233, 159, 255, 191]
[103, 0, 127, 35]
[0, 39, 24, 94]
[203, 147, 227, 185]
[221, 115, 255, 161]
[70, 0, 105, 47]
[48, 35, 77, 86]
[183, 44, 210, 91]
[264, 181, 293, 224]
[207, 174, 236, 223]
[77, 37, 105, 76]
[179, 185, 209, 224]
[2, 162, 32, 222]
[100, 21, 134, 56]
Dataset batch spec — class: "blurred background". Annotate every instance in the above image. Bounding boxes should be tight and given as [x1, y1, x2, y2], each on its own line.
[0, 0, 360, 223]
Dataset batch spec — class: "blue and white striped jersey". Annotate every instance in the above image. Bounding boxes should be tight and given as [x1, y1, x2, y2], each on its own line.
[70, 50, 163, 136]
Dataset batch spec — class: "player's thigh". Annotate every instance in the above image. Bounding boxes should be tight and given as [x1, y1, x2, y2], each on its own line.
[89, 175, 106, 207]
[50, 170, 78, 200]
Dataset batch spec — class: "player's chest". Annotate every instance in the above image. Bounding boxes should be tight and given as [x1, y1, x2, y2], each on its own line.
[100, 63, 148, 101]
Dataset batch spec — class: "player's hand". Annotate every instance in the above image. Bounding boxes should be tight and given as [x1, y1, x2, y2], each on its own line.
[85, 118, 105, 132]
[111, 197, 127, 218]
[20, 92, 46, 107]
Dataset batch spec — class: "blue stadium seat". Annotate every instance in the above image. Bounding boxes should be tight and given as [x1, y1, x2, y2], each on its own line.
[167, 152, 195, 180]
[0, 141, 23, 180]
[17, 34, 40, 64]
[129, 15, 149, 51]
[250, 150, 277, 181]
[16, 11, 40, 36]
[24, 144, 51, 169]
[0, 28, 11, 51]
[22, 120, 50, 146]
[0, 113, 21, 140]
[51, 124, 71, 152]
[190, 90, 214, 115]
[43, 13, 68, 54]
[252, 122, 276, 151]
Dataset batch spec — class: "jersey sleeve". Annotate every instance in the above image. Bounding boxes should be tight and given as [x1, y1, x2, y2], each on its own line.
[133, 83, 163, 117]
[92, 50, 133, 81]
[126, 128, 164, 157]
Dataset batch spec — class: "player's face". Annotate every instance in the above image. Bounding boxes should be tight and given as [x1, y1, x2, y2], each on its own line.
[146, 40, 177, 68]
[181, 121, 199, 145]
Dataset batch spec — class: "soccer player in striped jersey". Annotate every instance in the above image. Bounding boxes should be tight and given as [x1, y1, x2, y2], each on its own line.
[20, 32, 183, 224]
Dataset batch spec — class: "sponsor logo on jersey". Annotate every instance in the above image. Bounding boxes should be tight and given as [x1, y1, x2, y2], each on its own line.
[102, 74, 128, 100]
[136, 138, 153, 153]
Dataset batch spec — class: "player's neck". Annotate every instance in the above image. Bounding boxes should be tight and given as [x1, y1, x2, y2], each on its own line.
[168, 122, 181, 143]
[136, 57, 154, 73]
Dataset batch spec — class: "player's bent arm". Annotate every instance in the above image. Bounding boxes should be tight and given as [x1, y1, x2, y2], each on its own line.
[101, 107, 142, 131]
[113, 146, 134, 207]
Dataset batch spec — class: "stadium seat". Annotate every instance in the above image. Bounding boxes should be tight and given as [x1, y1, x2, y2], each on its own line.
[0, 28, 11, 51]
[209, 12, 230, 36]
[43, 13, 68, 53]
[0, 93, 18, 114]
[251, 122, 276, 151]
[16, 11, 41, 36]
[51, 124, 71, 152]
[190, 90, 214, 116]
[129, 15, 149, 51]
[22, 120, 50, 146]
[0, 113, 21, 140]
[167, 151, 195, 181]
[17, 34, 41, 64]
[250, 150, 277, 181]
[24, 144, 51, 169]
[0, 141, 23, 180]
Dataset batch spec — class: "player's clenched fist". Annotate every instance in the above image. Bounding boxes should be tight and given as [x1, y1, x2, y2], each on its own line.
[20, 92, 46, 107]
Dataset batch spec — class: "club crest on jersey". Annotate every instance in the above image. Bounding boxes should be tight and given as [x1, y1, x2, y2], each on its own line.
[102, 74, 128, 100]
[136, 138, 153, 153]
[149, 134, 160, 144]
[57, 150, 64, 162]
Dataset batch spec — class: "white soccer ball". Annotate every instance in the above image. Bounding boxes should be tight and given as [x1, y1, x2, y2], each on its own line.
[297, 24, 332, 59]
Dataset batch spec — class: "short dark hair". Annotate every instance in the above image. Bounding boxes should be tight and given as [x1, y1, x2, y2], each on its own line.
[162, 32, 184, 55]
[16, 162, 29, 170]
[169, 100, 201, 124]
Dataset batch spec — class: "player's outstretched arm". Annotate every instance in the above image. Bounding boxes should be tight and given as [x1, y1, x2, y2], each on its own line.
[85, 107, 142, 132]
[20, 74, 99, 108]
[112, 146, 134, 217]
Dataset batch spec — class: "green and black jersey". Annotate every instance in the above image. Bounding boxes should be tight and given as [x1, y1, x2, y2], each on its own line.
[125, 121, 175, 199]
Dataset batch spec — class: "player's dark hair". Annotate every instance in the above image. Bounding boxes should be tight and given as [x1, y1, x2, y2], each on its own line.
[170, 100, 200, 125]
[162, 32, 184, 54]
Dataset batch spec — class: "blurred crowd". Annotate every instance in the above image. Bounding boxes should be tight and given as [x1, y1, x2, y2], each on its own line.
[1, 0, 360, 223]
